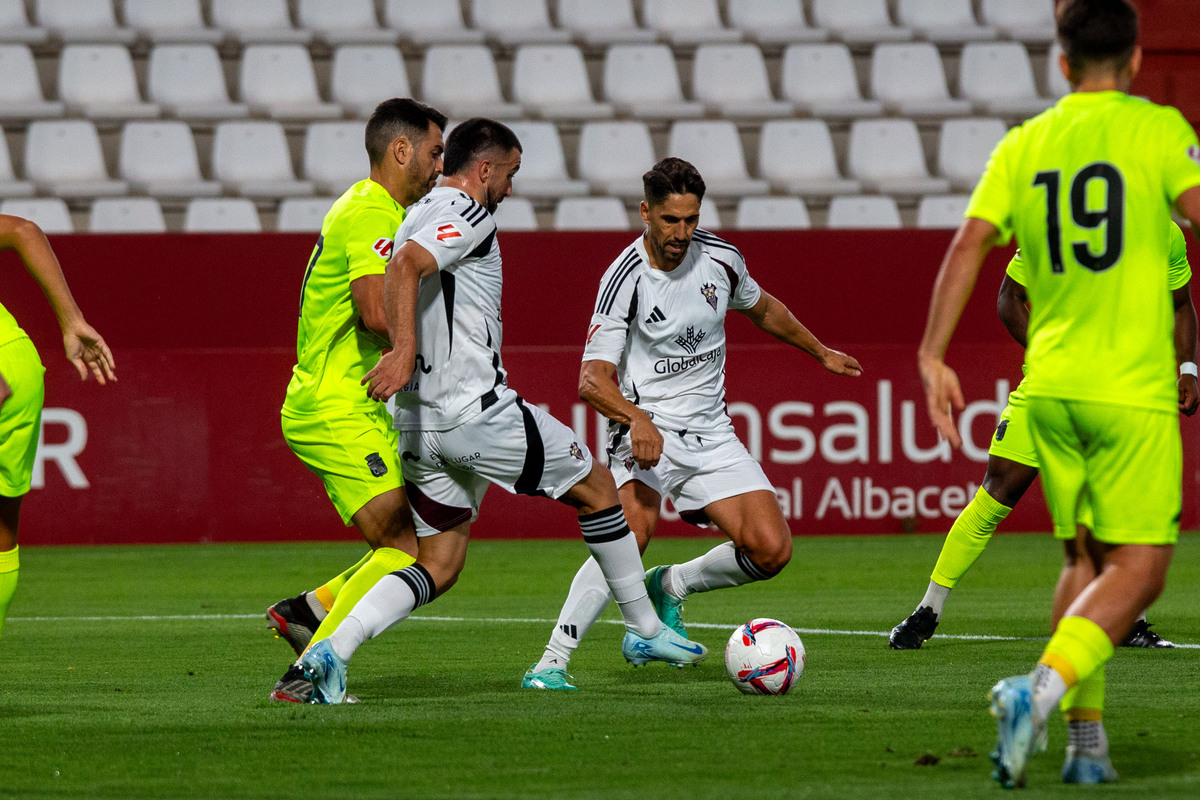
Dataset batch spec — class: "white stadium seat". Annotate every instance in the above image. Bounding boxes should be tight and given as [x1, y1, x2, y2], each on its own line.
[184, 198, 262, 233]
[826, 195, 902, 229]
[692, 44, 793, 119]
[937, 118, 1008, 191]
[979, 0, 1056, 42]
[916, 194, 971, 229]
[147, 45, 250, 120]
[781, 44, 884, 119]
[735, 197, 811, 230]
[57, 45, 160, 120]
[1047, 42, 1071, 99]
[870, 43, 972, 117]
[0, 0, 49, 44]
[35, 0, 135, 44]
[667, 121, 769, 198]
[502, 121, 588, 198]
[557, 0, 655, 46]
[210, 0, 311, 45]
[577, 121, 657, 198]
[297, 0, 396, 46]
[758, 120, 862, 197]
[0, 128, 35, 197]
[118, 121, 221, 198]
[471, 0, 571, 46]
[0, 45, 65, 121]
[89, 198, 166, 233]
[277, 197, 337, 232]
[847, 119, 951, 196]
[303, 122, 370, 196]
[211, 121, 315, 199]
[512, 45, 614, 121]
[699, 203, 722, 231]
[383, 0, 484, 45]
[420, 45, 523, 119]
[642, 0, 743, 46]
[0, 198, 73, 233]
[491, 197, 539, 231]
[124, 0, 221, 45]
[602, 45, 704, 120]
[895, 0, 996, 44]
[554, 197, 631, 231]
[727, 0, 826, 46]
[811, 0, 913, 45]
[24, 120, 128, 198]
[330, 46, 411, 117]
[240, 45, 343, 121]
[959, 42, 1054, 118]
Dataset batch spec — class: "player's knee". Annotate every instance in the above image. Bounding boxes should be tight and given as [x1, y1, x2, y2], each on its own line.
[745, 530, 791, 576]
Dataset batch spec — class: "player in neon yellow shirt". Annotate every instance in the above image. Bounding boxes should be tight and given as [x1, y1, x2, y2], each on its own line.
[917, 0, 1200, 788]
[0, 215, 115, 640]
[267, 98, 447, 703]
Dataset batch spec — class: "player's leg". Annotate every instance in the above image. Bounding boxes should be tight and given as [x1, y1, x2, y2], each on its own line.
[0, 495, 21, 639]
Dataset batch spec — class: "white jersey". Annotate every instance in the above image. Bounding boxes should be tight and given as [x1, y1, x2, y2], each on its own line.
[392, 186, 509, 431]
[583, 229, 762, 434]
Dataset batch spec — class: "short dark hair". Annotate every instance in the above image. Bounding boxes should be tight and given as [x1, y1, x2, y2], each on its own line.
[643, 157, 706, 206]
[1056, 0, 1139, 76]
[442, 118, 523, 176]
[365, 98, 448, 166]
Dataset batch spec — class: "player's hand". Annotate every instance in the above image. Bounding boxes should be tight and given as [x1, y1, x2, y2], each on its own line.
[629, 412, 663, 470]
[918, 353, 964, 449]
[63, 322, 116, 384]
[820, 348, 863, 377]
[1179, 374, 1199, 416]
[362, 348, 413, 402]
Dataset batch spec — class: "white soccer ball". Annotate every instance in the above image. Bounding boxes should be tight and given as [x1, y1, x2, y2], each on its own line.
[724, 618, 806, 695]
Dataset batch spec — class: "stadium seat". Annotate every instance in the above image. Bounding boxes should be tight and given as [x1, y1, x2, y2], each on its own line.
[916, 194, 970, 229]
[781, 44, 884, 119]
[297, 0, 396, 46]
[277, 197, 337, 232]
[577, 121, 658, 198]
[937, 117, 1008, 191]
[959, 42, 1054, 117]
[735, 197, 811, 230]
[979, 0, 1056, 42]
[811, 0, 913, 45]
[24, 120, 128, 198]
[147, 45, 250, 120]
[502, 121, 588, 198]
[642, 0, 743, 46]
[35, 0, 136, 44]
[557, 0, 655, 46]
[511, 45, 615, 120]
[667, 121, 769, 197]
[303, 122, 370, 196]
[895, 0, 996, 44]
[210, 0, 311, 45]
[123, 0, 222, 45]
[330, 46, 411, 117]
[118, 121, 221, 198]
[847, 119, 951, 196]
[726, 0, 826, 46]
[1047, 42, 1071, 99]
[0, 128, 34, 197]
[88, 198, 166, 233]
[758, 120, 862, 197]
[554, 197, 631, 231]
[870, 43, 972, 117]
[239, 45, 342, 121]
[383, 0, 484, 45]
[183, 198, 262, 232]
[211, 121, 315, 199]
[57, 45, 161, 120]
[471, 0, 571, 46]
[0, 45, 65, 121]
[0, 198, 73, 233]
[699, 203, 722, 230]
[826, 195, 902, 229]
[0, 0, 49, 44]
[492, 197, 539, 231]
[420, 45, 523, 119]
[602, 45, 704, 120]
[692, 44, 794, 119]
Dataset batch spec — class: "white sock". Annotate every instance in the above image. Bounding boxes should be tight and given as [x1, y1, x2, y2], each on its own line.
[1032, 663, 1070, 721]
[578, 506, 659, 637]
[1135, 610, 1147, 623]
[303, 591, 328, 622]
[664, 541, 766, 599]
[918, 581, 951, 617]
[536, 557, 611, 671]
[326, 565, 435, 662]
[1067, 720, 1109, 756]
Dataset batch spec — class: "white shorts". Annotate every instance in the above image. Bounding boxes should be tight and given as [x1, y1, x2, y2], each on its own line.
[607, 424, 772, 525]
[398, 392, 593, 536]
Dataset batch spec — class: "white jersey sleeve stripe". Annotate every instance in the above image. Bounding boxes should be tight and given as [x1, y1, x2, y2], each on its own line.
[596, 250, 642, 315]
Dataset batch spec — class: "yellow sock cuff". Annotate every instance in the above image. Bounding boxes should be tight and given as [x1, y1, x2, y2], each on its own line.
[1040, 652, 1078, 687]
[1065, 707, 1103, 722]
[0, 546, 18, 573]
[974, 487, 1013, 522]
[313, 585, 336, 612]
[1043, 615, 1114, 689]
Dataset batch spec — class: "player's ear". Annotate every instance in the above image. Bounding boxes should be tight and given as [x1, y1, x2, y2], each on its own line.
[639, 201, 650, 226]
[391, 135, 412, 167]
[1128, 45, 1142, 80]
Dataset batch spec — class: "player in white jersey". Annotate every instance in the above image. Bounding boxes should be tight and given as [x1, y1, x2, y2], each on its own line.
[524, 158, 862, 690]
[298, 120, 707, 704]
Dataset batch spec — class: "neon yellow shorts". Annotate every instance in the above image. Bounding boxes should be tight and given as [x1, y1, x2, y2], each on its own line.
[1027, 396, 1180, 545]
[988, 379, 1038, 469]
[281, 407, 404, 525]
[0, 337, 45, 497]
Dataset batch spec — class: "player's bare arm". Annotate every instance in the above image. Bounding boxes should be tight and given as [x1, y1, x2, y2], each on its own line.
[349, 274, 389, 343]
[362, 240, 439, 401]
[1173, 281, 1198, 415]
[1178, 185, 1200, 240]
[738, 290, 862, 377]
[0, 366, 10, 412]
[579, 359, 664, 469]
[918, 217, 1001, 449]
[0, 214, 115, 384]
[997, 275, 1029, 348]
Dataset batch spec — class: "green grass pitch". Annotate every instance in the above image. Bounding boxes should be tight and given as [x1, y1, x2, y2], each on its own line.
[1, 533, 1198, 799]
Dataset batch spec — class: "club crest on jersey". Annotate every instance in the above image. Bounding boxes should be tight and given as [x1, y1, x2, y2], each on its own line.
[1189, 145, 1200, 167]
[365, 453, 388, 477]
[569, 442, 586, 460]
[437, 224, 462, 241]
[675, 326, 707, 354]
[623, 456, 636, 472]
[372, 237, 393, 259]
[700, 282, 718, 311]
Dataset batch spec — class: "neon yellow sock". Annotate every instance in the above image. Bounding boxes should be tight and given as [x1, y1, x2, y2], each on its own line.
[312, 551, 372, 612]
[308, 546, 415, 646]
[0, 546, 19, 640]
[1041, 615, 1115, 689]
[930, 488, 1011, 589]
[1061, 666, 1104, 721]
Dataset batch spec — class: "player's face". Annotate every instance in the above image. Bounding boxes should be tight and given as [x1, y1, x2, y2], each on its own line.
[408, 121, 445, 199]
[483, 148, 521, 213]
[641, 193, 701, 270]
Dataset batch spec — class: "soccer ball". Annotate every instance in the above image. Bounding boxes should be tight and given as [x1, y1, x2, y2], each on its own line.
[724, 618, 806, 695]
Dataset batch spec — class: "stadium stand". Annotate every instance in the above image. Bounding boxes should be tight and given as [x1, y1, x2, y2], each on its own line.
[147, 44, 250, 120]
[602, 44, 704, 120]
[277, 196, 337, 232]
[58, 45, 160, 121]
[894, 0, 996, 44]
[239, 45, 342, 120]
[88, 197, 167, 233]
[916, 194, 972, 229]
[502, 121, 589, 198]
[781, 44, 885, 119]
[0, 197, 73, 232]
[576, 121, 658, 199]
[25, 120, 128, 199]
[0, 128, 34, 197]
[642, 0, 742, 46]
[296, 0, 396, 46]
[0, 0, 48, 45]
[734, 196, 811, 230]
[557, 0, 656, 47]
[303, 122, 371, 196]
[726, 0, 826, 46]
[847, 119, 950, 196]
[383, 0, 485, 45]
[511, 45, 615, 120]
[211, 121, 314, 199]
[35, 0, 136, 45]
[118, 121, 221, 198]
[936, 118, 1009, 192]
[978, 0, 1057, 42]
[758, 119, 861, 198]
[183, 198, 262, 232]
[0, 44, 65, 121]
[329, 46, 412, 117]
[123, 0, 222, 45]
[491, 196, 539, 231]
[958, 42, 1055, 118]
[471, 0, 571, 46]
[420, 45, 523, 119]
[209, 0, 311, 45]
[870, 43, 973, 118]
[811, 0, 912, 45]
[554, 197, 631, 231]
[827, 195, 903, 229]
[667, 121, 769, 198]
[691, 44, 794, 119]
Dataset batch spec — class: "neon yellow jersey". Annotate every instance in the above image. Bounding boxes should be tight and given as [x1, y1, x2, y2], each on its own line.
[1008, 221, 1192, 290]
[968, 91, 1200, 412]
[0, 300, 28, 349]
[283, 179, 405, 416]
